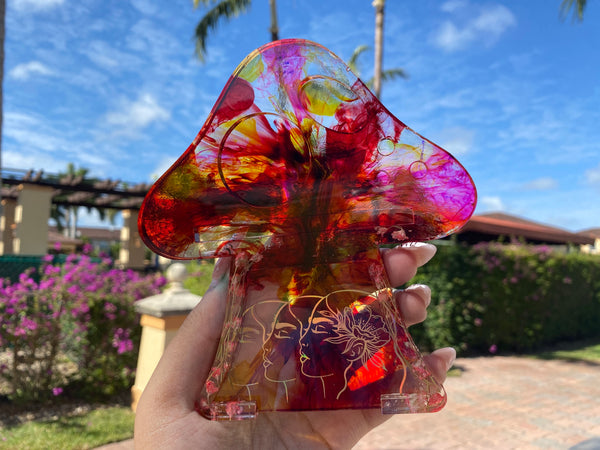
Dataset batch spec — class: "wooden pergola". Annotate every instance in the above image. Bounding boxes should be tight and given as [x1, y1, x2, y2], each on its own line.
[1, 167, 151, 211]
[0, 168, 153, 268]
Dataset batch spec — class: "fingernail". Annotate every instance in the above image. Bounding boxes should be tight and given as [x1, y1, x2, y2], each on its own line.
[404, 284, 431, 308]
[207, 257, 231, 292]
[399, 242, 437, 267]
[439, 347, 457, 370]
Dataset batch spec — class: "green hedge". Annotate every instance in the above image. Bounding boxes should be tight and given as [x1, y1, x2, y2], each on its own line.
[409, 241, 600, 355]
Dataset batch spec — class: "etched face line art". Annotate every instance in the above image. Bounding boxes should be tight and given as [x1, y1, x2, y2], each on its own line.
[238, 299, 298, 402]
[288, 289, 396, 400]
[288, 294, 338, 398]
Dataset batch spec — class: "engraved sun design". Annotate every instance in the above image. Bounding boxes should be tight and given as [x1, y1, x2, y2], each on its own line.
[323, 305, 391, 368]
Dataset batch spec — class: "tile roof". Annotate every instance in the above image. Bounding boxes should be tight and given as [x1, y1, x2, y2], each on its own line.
[459, 213, 594, 245]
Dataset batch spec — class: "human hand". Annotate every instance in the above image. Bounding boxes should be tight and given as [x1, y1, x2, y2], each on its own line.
[134, 243, 456, 449]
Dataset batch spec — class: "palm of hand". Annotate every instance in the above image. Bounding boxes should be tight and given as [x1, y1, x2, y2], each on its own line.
[135, 245, 453, 450]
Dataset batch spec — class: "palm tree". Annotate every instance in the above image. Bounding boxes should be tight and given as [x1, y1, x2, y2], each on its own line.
[347, 44, 407, 98]
[0, 0, 5, 210]
[560, 0, 587, 21]
[372, 0, 385, 98]
[52, 163, 118, 238]
[193, 0, 279, 61]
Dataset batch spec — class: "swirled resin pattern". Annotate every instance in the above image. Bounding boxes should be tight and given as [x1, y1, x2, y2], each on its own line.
[139, 39, 476, 420]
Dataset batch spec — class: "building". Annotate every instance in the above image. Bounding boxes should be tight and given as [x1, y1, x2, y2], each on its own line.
[455, 212, 595, 248]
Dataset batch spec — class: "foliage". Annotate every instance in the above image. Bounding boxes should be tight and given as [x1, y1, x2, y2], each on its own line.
[560, 0, 588, 21]
[0, 406, 134, 449]
[193, 0, 254, 61]
[183, 260, 215, 296]
[410, 241, 600, 355]
[347, 44, 408, 88]
[50, 163, 119, 237]
[0, 250, 166, 402]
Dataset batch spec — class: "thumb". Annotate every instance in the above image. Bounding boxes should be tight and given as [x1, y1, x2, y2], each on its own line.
[138, 257, 231, 412]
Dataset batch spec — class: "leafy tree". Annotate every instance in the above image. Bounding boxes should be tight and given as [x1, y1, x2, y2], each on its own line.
[560, 0, 587, 21]
[51, 163, 118, 238]
[193, 0, 279, 61]
[347, 44, 407, 98]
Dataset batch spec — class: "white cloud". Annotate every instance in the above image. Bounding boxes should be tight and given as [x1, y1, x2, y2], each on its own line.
[150, 157, 178, 181]
[3, 150, 63, 172]
[522, 177, 558, 190]
[85, 41, 120, 69]
[441, 0, 468, 13]
[585, 164, 600, 185]
[437, 126, 474, 156]
[130, 0, 159, 16]
[2, 111, 116, 174]
[9, 61, 54, 80]
[3, 111, 64, 153]
[433, 3, 516, 52]
[12, 0, 64, 11]
[84, 40, 146, 71]
[106, 94, 170, 135]
[478, 196, 505, 212]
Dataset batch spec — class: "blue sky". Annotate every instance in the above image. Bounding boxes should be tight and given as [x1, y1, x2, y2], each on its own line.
[4, 0, 600, 231]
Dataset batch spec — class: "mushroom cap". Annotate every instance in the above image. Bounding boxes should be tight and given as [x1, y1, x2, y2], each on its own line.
[138, 39, 477, 260]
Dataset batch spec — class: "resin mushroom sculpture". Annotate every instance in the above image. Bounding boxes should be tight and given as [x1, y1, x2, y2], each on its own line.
[139, 39, 477, 420]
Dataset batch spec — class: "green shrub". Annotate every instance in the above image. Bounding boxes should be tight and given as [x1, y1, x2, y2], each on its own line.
[410, 241, 600, 355]
[183, 260, 215, 296]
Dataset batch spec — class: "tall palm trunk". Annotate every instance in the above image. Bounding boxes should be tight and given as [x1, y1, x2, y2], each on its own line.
[373, 0, 384, 98]
[269, 0, 279, 41]
[0, 0, 5, 208]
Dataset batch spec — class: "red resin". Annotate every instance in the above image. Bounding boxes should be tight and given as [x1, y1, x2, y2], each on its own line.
[138, 39, 476, 419]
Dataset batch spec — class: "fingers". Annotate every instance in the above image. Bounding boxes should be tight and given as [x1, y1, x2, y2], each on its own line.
[382, 243, 455, 386]
[423, 347, 456, 384]
[381, 242, 436, 287]
[381, 243, 436, 327]
[394, 284, 430, 326]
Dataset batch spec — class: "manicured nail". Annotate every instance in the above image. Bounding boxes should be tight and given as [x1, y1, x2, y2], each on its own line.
[438, 347, 457, 371]
[207, 257, 231, 291]
[404, 284, 431, 308]
[399, 242, 437, 267]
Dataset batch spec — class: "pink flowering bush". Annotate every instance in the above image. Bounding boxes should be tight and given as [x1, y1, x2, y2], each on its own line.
[410, 241, 600, 354]
[0, 253, 166, 402]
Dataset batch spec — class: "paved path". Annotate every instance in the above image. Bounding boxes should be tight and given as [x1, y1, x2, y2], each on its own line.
[98, 356, 600, 449]
[354, 356, 600, 449]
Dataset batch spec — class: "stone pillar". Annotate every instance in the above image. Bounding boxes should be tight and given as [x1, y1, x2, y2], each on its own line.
[13, 184, 54, 255]
[120, 209, 146, 269]
[131, 263, 202, 411]
[0, 198, 17, 255]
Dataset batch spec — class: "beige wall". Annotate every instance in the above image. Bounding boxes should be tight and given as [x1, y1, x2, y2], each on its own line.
[0, 198, 17, 255]
[120, 209, 146, 268]
[13, 184, 54, 255]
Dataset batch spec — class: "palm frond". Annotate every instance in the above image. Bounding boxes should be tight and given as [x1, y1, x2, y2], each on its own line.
[193, 0, 221, 7]
[194, 0, 252, 61]
[347, 45, 370, 74]
[365, 68, 408, 91]
[380, 68, 408, 82]
[560, 0, 587, 22]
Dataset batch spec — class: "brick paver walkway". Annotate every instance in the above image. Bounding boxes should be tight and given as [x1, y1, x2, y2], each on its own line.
[354, 356, 600, 449]
[98, 356, 600, 449]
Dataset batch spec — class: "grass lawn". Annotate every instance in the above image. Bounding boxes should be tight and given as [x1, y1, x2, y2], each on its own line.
[531, 338, 600, 363]
[0, 406, 134, 450]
